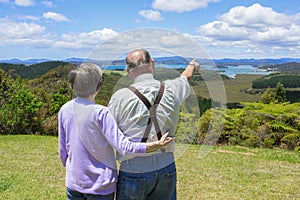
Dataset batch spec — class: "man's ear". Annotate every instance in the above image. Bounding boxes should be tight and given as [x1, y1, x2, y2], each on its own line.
[126, 67, 134, 79]
[151, 59, 155, 73]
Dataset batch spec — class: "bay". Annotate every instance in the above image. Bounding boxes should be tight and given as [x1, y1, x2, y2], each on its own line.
[102, 64, 274, 78]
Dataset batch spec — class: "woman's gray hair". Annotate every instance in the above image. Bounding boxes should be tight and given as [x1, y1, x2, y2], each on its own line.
[68, 63, 103, 98]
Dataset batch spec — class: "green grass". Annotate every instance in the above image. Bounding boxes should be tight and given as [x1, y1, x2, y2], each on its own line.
[1, 135, 299, 200]
[0, 135, 65, 200]
[193, 74, 264, 103]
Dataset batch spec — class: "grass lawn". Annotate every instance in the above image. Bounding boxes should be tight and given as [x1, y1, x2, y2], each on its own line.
[0, 135, 299, 200]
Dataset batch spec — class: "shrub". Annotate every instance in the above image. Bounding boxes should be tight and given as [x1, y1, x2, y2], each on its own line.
[176, 112, 199, 144]
[0, 76, 43, 134]
[198, 102, 300, 151]
[280, 133, 300, 150]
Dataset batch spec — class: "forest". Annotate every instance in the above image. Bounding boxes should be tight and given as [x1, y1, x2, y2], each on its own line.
[0, 61, 299, 151]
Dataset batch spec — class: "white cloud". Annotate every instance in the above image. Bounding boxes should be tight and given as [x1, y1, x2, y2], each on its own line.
[42, 12, 70, 22]
[58, 28, 119, 49]
[87, 28, 206, 61]
[152, 0, 220, 13]
[196, 3, 300, 58]
[219, 3, 291, 28]
[0, 17, 118, 52]
[138, 10, 164, 21]
[14, 0, 35, 7]
[0, 0, 9, 3]
[41, 0, 54, 7]
[0, 18, 45, 40]
[0, 18, 53, 49]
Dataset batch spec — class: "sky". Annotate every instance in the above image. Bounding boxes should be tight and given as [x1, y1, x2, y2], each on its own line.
[0, 0, 299, 60]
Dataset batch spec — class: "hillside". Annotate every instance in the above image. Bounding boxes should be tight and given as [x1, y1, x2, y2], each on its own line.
[259, 62, 300, 73]
[0, 61, 72, 79]
[28, 63, 76, 89]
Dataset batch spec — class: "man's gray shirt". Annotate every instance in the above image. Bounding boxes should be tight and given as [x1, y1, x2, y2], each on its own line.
[108, 73, 190, 161]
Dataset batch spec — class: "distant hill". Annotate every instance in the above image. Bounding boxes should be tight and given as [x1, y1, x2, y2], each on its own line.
[28, 63, 76, 89]
[213, 58, 300, 66]
[0, 61, 73, 79]
[0, 58, 52, 65]
[1, 57, 300, 66]
[259, 62, 300, 73]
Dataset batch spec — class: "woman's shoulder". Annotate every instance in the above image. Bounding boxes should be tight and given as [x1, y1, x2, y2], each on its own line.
[59, 99, 74, 111]
[93, 104, 110, 114]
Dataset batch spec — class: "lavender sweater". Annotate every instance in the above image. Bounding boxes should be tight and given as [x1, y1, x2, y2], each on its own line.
[58, 98, 146, 195]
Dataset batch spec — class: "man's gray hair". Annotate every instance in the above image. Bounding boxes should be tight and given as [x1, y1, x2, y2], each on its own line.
[126, 49, 152, 70]
[68, 63, 103, 98]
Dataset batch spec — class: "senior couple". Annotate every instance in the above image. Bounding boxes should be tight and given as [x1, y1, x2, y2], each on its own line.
[58, 49, 200, 200]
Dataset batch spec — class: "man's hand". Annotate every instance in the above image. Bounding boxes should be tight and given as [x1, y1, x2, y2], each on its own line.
[145, 132, 174, 153]
[157, 132, 173, 146]
[189, 58, 200, 73]
[181, 58, 200, 79]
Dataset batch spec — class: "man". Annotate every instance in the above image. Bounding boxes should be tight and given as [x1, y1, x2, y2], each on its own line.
[108, 49, 199, 200]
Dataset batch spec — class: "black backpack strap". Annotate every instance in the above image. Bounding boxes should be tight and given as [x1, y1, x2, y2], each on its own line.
[128, 82, 165, 142]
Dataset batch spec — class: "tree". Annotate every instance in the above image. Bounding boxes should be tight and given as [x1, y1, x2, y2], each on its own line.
[261, 87, 273, 104]
[274, 82, 287, 103]
[261, 82, 287, 104]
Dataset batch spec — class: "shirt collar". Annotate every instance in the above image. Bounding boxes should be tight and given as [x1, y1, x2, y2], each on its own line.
[74, 97, 95, 105]
[134, 73, 154, 83]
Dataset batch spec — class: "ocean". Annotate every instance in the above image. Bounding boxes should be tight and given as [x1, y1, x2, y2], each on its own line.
[102, 64, 273, 78]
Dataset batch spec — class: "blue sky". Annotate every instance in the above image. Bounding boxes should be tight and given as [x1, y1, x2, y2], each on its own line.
[0, 0, 299, 60]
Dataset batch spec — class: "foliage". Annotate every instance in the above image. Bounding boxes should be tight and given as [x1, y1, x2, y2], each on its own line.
[280, 133, 300, 151]
[261, 87, 273, 104]
[285, 90, 300, 103]
[96, 71, 124, 105]
[0, 61, 70, 79]
[252, 73, 300, 88]
[175, 112, 199, 144]
[29, 65, 74, 134]
[273, 82, 287, 103]
[50, 83, 71, 115]
[261, 82, 287, 103]
[198, 102, 300, 151]
[0, 70, 43, 134]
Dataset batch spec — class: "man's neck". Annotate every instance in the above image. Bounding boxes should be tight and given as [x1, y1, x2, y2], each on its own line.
[134, 73, 154, 83]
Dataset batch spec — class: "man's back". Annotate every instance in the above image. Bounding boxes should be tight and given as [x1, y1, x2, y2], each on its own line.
[108, 73, 190, 160]
[108, 48, 199, 200]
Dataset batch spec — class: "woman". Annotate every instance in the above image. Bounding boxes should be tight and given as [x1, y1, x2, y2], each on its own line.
[58, 63, 172, 200]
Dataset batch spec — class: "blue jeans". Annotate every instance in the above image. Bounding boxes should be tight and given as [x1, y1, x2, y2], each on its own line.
[116, 159, 176, 200]
[66, 188, 114, 200]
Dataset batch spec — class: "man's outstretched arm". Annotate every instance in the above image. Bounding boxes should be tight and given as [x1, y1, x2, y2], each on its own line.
[181, 59, 200, 79]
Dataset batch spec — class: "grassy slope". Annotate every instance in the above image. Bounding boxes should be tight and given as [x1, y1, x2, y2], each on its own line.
[193, 74, 263, 103]
[1, 135, 299, 200]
